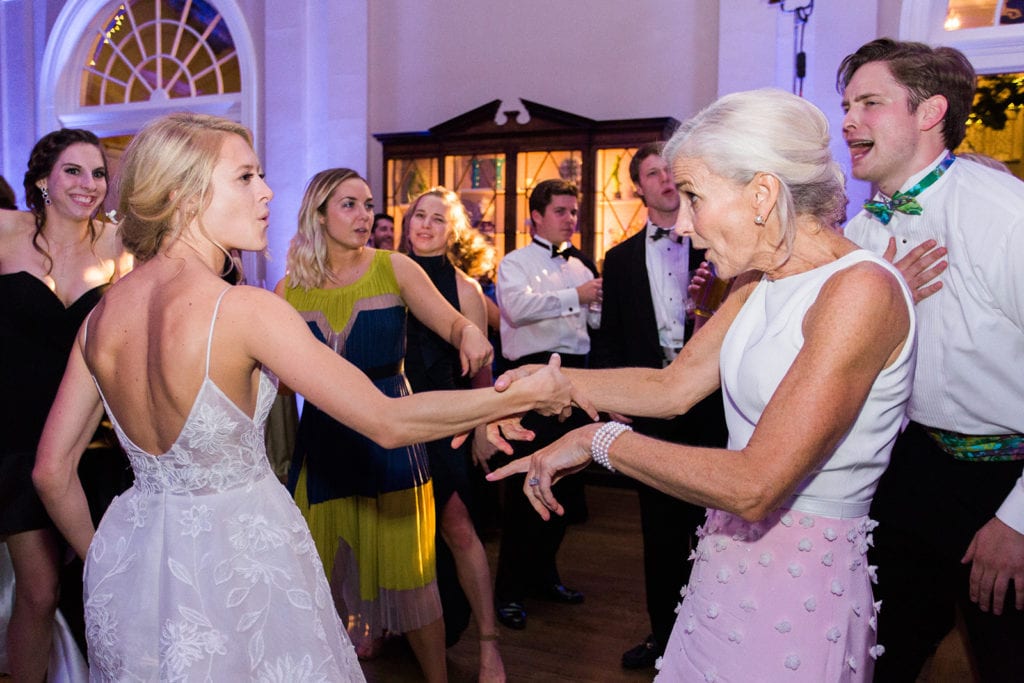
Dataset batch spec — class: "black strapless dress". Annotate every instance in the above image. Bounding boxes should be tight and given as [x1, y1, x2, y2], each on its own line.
[0, 272, 131, 535]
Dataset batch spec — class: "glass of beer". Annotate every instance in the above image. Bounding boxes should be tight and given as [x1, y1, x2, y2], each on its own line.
[691, 262, 731, 318]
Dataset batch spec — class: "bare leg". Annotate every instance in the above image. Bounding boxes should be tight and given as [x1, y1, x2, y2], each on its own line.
[5, 529, 61, 683]
[440, 494, 506, 683]
[405, 616, 448, 683]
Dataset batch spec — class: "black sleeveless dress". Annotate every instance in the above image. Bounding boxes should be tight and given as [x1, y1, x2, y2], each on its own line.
[404, 254, 474, 506]
[404, 253, 476, 644]
[0, 272, 130, 535]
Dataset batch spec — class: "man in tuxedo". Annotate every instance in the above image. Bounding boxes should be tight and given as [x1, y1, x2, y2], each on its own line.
[590, 142, 728, 669]
[492, 179, 601, 630]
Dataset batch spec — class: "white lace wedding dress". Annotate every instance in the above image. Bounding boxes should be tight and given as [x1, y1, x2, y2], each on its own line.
[83, 290, 364, 681]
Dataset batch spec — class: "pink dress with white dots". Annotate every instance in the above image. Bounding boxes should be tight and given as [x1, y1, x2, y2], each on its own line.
[656, 251, 916, 682]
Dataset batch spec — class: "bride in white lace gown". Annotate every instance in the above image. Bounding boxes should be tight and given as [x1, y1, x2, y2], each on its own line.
[83, 289, 362, 681]
[31, 112, 574, 682]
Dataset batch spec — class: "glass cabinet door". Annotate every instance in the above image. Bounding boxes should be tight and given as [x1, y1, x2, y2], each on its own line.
[594, 147, 646, 265]
[444, 153, 507, 256]
[378, 104, 680, 265]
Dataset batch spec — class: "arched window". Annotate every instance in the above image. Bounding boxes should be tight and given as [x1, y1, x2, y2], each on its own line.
[39, 0, 257, 140]
[83, 1, 241, 106]
[38, 0, 263, 279]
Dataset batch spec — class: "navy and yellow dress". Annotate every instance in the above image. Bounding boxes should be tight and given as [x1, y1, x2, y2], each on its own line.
[285, 250, 440, 648]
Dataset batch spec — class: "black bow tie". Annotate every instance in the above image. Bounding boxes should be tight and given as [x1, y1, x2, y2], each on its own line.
[650, 227, 674, 241]
[535, 238, 571, 259]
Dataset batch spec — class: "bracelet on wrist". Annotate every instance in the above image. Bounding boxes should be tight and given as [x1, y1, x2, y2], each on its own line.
[591, 421, 632, 472]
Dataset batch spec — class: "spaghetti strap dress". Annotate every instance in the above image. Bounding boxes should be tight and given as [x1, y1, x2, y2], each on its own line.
[284, 250, 440, 649]
[83, 288, 364, 681]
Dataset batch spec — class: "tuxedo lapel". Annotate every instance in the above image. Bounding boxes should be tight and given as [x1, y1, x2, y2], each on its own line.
[625, 231, 660, 355]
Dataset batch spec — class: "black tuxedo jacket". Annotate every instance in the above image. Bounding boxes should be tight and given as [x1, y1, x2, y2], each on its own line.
[590, 227, 726, 446]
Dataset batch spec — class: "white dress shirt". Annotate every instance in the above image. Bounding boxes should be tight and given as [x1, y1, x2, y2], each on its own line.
[644, 221, 690, 361]
[497, 237, 595, 361]
[845, 151, 1024, 531]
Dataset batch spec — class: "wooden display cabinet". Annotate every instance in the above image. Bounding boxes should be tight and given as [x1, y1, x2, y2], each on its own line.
[374, 100, 679, 267]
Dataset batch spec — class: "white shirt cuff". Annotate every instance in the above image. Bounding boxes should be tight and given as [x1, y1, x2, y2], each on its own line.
[995, 473, 1024, 535]
[557, 288, 582, 316]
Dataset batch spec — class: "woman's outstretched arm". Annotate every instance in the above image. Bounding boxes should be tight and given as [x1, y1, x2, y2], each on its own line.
[236, 286, 576, 449]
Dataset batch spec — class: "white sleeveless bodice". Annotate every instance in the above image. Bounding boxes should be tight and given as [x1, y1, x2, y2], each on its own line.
[719, 250, 917, 518]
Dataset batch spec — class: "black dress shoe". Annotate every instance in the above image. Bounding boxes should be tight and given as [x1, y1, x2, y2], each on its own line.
[621, 633, 661, 669]
[537, 583, 584, 604]
[496, 600, 526, 630]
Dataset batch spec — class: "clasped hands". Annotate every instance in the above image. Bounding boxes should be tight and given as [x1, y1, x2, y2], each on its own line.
[450, 354, 594, 470]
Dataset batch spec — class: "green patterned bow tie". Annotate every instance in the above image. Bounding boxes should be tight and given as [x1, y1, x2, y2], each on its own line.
[863, 153, 956, 225]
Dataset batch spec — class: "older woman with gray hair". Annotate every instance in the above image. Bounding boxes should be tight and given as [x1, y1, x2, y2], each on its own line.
[490, 88, 918, 681]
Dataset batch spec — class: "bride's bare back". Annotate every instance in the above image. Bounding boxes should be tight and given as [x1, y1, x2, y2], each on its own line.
[84, 255, 262, 456]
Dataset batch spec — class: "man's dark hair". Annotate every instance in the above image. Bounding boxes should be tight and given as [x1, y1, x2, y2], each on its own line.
[628, 142, 665, 207]
[528, 179, 579, 220]
[628, 142, 665, 185]
[836, 38, 975, 151]
[371, 212, 394, 233]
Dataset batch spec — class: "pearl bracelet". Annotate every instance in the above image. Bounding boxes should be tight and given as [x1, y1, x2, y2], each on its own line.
[591, 421, 632, 472]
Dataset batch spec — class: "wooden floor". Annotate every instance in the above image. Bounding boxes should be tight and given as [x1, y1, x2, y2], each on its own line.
[362, 481, 655, 682]
[0, 482, 975, 682]
[360, 482, 977, 683]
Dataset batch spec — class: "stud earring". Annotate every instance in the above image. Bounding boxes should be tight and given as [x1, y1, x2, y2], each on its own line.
[40, 187, 51, 206]
[754, 214, 765, 225]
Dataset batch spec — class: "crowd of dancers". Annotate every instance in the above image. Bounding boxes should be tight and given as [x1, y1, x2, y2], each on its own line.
[2, 37, 1024, 683]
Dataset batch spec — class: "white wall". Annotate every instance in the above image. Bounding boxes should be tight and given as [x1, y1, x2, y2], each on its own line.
[0, 0, 49, 208]
[363, 0, 901, 221]
[365, 0, 720, 198]
[717, 0, 884, 213]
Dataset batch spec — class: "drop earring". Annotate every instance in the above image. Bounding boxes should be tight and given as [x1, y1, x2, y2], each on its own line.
[754, 214, 765, 225]
[40, 187, 51, 206]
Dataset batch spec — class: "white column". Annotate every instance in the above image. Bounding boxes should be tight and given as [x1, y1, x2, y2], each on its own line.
[0, 0, 43, 207]
[262, 0, 369, 289]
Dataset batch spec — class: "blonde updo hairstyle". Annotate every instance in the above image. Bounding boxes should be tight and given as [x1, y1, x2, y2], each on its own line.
[286, 167, 367, 290]
[663, 88, 846, 268]
[118, 112, 253, 263]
